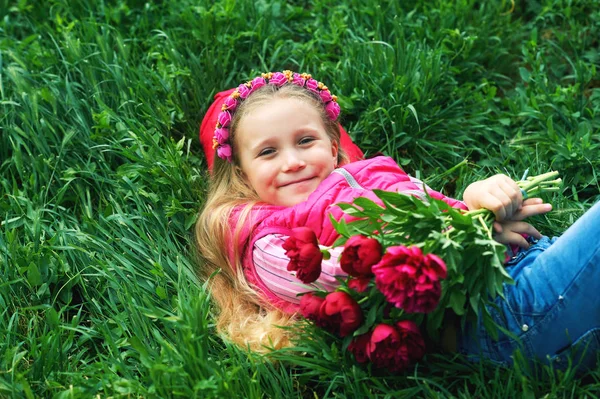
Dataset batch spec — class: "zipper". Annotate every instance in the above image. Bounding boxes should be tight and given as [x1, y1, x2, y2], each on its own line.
[333, 168, 365, 190]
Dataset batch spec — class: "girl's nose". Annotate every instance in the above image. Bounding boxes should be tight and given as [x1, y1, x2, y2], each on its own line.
[282, 151, 306, 172]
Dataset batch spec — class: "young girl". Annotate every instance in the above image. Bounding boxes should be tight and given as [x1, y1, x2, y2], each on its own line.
[196, 71, 600, 371]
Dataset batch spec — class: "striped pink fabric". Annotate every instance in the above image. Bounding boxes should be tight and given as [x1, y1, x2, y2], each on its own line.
[253, 234, 347, 304]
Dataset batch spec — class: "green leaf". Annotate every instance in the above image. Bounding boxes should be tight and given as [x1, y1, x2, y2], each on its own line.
[469, 293, 481, 316]
[329, 213, 350, 237]
[352, 197, 385, 215]
[46, 308, 60, 329]
[519, 67, 531, 82]
[156, 286, 167, 300]
[449, 289, 467, 315]
[27, 262, 43, 287]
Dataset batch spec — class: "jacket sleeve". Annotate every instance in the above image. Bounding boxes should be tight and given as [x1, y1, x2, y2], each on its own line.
[405, 175, 468, 210]
[253, 234, 347, 303]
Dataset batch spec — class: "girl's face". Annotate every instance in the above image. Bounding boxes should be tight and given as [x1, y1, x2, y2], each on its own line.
[235, 97, 338, 207]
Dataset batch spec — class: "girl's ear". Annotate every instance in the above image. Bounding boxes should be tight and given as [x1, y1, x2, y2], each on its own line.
[332, 140, 339, 167]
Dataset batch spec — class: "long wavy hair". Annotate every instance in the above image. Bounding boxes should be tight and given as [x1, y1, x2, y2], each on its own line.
[196, 83, 348, 352]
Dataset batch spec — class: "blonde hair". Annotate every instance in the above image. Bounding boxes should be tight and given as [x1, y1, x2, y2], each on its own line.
[196, 84, 348, 352]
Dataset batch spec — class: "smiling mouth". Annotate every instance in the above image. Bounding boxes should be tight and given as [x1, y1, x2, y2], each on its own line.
[280, 177, 316, 187]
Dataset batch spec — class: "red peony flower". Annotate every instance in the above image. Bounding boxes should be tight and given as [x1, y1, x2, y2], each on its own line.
[299, 292, 326, 323]
[348, 332, 372, 363]
[395, 320, 426, 365]
[366, 322, 425, 372]
[372, 246, 447, 313]
[348, 276, 371, 293]
[340, 235, 383, 278]
[283, 227, 323, 284]
[319, 291, 363, 337]
[366, 323, 405, 372]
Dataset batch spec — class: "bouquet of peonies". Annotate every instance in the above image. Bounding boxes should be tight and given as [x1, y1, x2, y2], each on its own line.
[283, 171, 561, 373]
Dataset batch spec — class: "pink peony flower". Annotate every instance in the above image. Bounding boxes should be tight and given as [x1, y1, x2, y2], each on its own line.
[214, 127, 229, 145]
[306, 78, 319, 93]
[222, 96, 238, 112]
[372, 246, 447, 313]
[319, 291, 363, 337]
[325, 100, 340, 120]
[340, 235, 383, 278]
[269, 72, 288, 87]
[282, 227, 323, 284]
[216, 144, 232, 162]
[319, 89, 333, 103]
[217, 111, 232, 127]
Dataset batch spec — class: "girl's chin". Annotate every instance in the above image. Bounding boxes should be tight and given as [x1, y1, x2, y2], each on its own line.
[275, 193, 310, 207]
[282, 182, 318, 203]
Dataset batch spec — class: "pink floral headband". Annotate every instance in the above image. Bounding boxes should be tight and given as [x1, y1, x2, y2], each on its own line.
[212, 70, 341, 162]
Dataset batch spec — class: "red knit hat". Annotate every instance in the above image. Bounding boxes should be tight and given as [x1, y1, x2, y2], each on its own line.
[199, 89, 364, 172]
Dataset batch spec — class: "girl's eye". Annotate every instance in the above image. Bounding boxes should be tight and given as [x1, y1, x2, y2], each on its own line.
[258, 148, 275, 157]
[299, 137, 315, 145]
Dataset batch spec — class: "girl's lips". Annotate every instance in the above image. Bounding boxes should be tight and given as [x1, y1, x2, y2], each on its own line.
[280, 176, 316, 188]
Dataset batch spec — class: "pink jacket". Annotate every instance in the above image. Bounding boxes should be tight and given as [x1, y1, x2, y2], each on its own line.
[229, 156, 467, 314]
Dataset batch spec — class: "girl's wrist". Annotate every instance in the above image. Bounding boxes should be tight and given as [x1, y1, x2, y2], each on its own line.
[462, 181, 483, 211]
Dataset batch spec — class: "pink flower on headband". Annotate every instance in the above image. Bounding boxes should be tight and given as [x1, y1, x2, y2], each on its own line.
[325, 101, 341, 120]
[217, 144, 232, 162]
[214, 127, 229, 145]
[269, 72, 287, 87]
[320, 89, 333, 103]
[251, 77, 266, 92]
[217, 111, 232, 127]
[306, 78, 319, 93]
[222, 96, 238, 112]
[292, 73, 305, 87]
[238, 83, 251, 99]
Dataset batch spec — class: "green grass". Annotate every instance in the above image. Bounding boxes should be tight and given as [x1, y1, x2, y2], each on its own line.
[1, 0, 599, 397]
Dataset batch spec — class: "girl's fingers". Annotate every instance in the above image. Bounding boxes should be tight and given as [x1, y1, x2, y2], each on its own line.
[494, 221, 542, 248]
[505, 232, 530, 249]
[498, 178, 522, 218]
[522, 198, 543, 205]
[512, 200, 553, 221]
[482, 175, 522, 221]
[493, 221, 503, 234]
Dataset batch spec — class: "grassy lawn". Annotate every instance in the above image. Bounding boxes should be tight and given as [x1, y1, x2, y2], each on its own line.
[1, 0, 600, 397]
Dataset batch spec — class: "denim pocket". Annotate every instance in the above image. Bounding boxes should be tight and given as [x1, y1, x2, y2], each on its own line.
[487, 237, 561, 347]
[546, 328, 600, 372]
[504, 236, 547, 267]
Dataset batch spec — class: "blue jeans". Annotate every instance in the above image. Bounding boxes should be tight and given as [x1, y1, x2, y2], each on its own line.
[457, 201, 600, 372]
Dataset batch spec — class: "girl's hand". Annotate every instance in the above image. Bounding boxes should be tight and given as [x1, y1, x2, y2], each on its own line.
[463, 174, 524, 221]
[492, 198, 553, 248]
